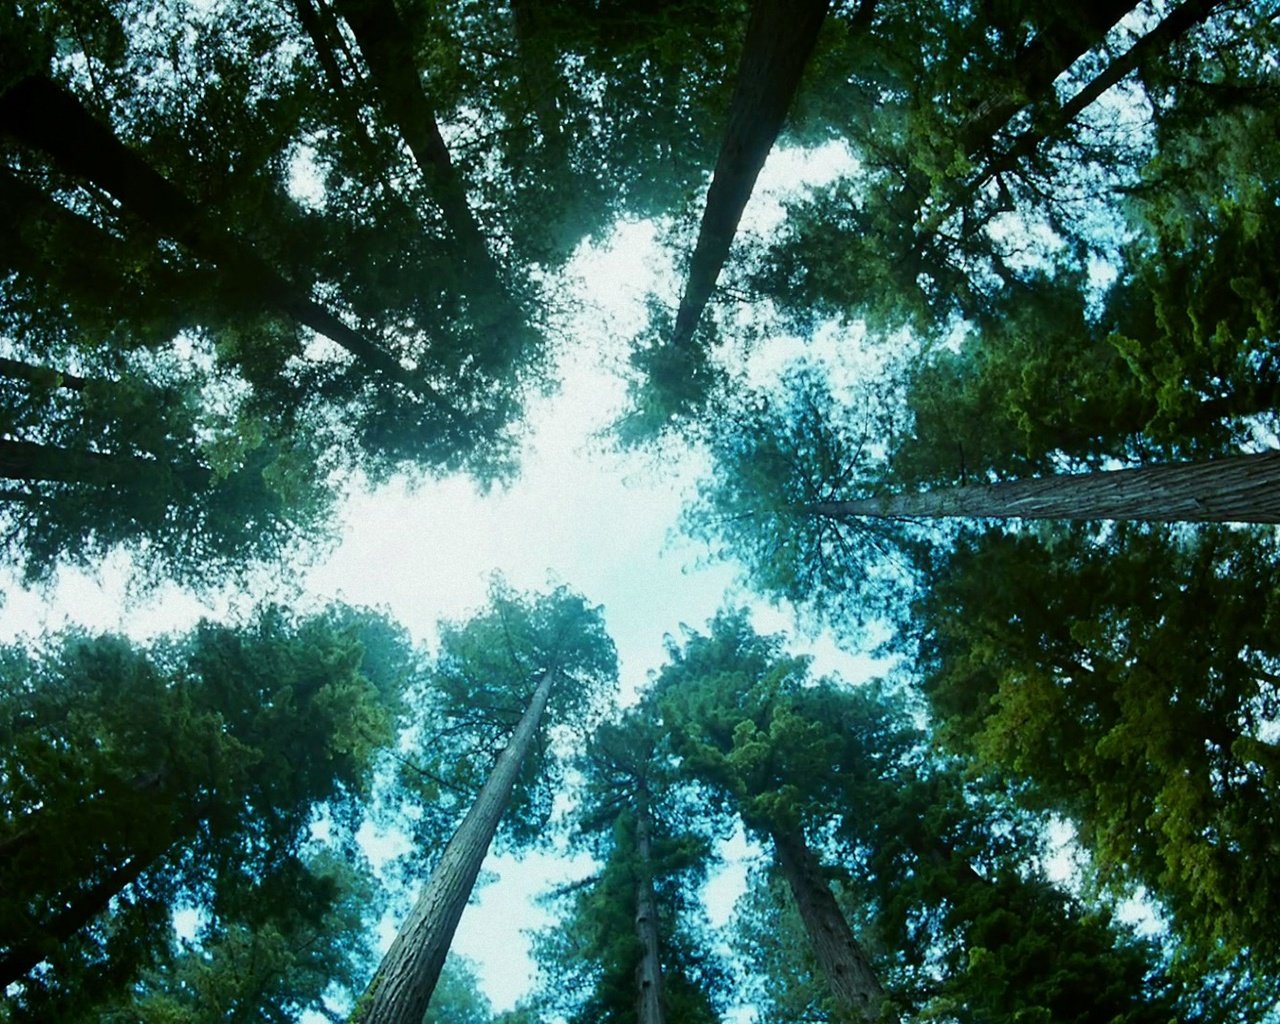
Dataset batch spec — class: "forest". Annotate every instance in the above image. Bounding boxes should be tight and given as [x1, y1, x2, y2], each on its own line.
[1, 0, 1278, 1021]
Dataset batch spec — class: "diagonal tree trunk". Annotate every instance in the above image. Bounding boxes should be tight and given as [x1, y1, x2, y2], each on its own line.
[0, 75, 451, 407]
[771, 826, 888, 1022]
[671, 0, 840, 350]
[807, 450, 1280, 524]
[932, 0, 1223, 233]
[956, 0, 1137, 156]
[332, 0, 529, 348]
[633, 791, 666, 1024]
[354, 669, 557, 1024]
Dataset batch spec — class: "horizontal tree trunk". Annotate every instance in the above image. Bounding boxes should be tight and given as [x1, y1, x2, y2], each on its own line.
[354, 669, 557, 1024]
[808, 451, 1280, 524]
[0, 438, 206, 490]
[772, 826, 888, 1022]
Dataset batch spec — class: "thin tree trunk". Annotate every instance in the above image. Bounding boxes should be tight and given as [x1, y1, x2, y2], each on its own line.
[771, 826, 888, 1022]
[332, 0, 527, 346]
[0, 75, 444, 400]
[671, 0, 839, 349]
[807, 451, 1280, 524]
[634, 794, 666, 1024]
[354, 669, 557, 1024]
[946, 0, 1223, 225]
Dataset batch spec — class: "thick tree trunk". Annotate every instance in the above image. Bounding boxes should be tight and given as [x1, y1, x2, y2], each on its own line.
[0, 849, 152, 986]
[633, 795, 666, 1024]
[671, 0, 836, 349]
[0, 438, 205, 490]
[955, 0, 1223, 218]
[809, 451, 1280, 524]
[354, 669, 557, 1024]
[0, 75, 433, 395]
[0, 357, 89, 392]
[957, 0, 1136, 155]
[771, 826, 888, 1022]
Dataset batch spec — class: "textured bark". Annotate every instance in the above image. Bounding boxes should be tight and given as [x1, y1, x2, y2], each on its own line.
[634, 794, 666, 1024]
[671, 0, 838, 349]
[354, 669, 557, 1024]
[772, 827, 887, 1022]
[0, 75, 430, 393]
[807, 451, 1280, 524]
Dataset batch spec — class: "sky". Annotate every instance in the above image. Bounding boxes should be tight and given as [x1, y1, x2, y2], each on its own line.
[0, 145, 878, 1017]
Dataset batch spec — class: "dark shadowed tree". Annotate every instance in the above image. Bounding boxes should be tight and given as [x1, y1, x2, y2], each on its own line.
[0, 603, 417, 1019]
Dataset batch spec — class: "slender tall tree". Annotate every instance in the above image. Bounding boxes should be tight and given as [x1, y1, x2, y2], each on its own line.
[654, 612, 889, 1022]
[355, 584, 616, 1024]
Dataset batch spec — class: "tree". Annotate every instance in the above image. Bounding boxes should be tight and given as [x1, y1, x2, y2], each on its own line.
[653, 612, 890, 1022]
[907, 521, 1280, 1003]
[533, 709, 726, 1024]
[0, 603, 418, 1018]
[90, 852, 384, 1024]
[355, 583, 617, 1024]
[690, 366, 1280, 631]
[670, 0, 838, 352]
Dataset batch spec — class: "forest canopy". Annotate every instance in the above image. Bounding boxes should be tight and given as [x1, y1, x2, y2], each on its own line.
[2, 0, 1278, 1021]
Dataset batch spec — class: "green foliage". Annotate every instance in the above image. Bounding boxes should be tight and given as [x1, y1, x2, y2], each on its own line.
[424, 954, 494, 1024]
[0, 602, 417, 1019]
[689, 365, 934, 633]
[397, 580, 618, 859]
[910, 521, 1280, 1005]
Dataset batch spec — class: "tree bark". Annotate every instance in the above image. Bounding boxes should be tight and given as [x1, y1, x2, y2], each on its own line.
[0, 75, 438, 397]
[956, 0, 1137, 156]
[771, 826, 888, 1022]
[808, 451, 1280, 524]
[0, 438, 206, 490]
[671, 0, 837, 350]
[633, 794, 666, 1024]
[353, 668, 557, 1024]
[332, 0, 527, 345]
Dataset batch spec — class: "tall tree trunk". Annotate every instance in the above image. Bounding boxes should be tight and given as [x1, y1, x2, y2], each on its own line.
[0, 849, 152, 986]
[354, 669, 557, 1024]
[633, 793, 666, 1024]
[332, 0, 528, 348]
[771, 826, 888, 1022]
[0, 75, 444, 400]
[939, 0, 1223, 229]
[0, 357, 89, 392]
[671, 0, 839, 350]
[957, 0, 1136, 155]
[806, 450, 1280, 524]
[0, 438, 207, 490]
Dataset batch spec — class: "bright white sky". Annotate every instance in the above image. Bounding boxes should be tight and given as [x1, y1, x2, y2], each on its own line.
[0, 143, 875, 1018]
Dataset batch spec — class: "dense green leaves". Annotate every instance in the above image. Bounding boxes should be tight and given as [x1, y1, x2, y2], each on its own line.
[0, 603, 417, 1019]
